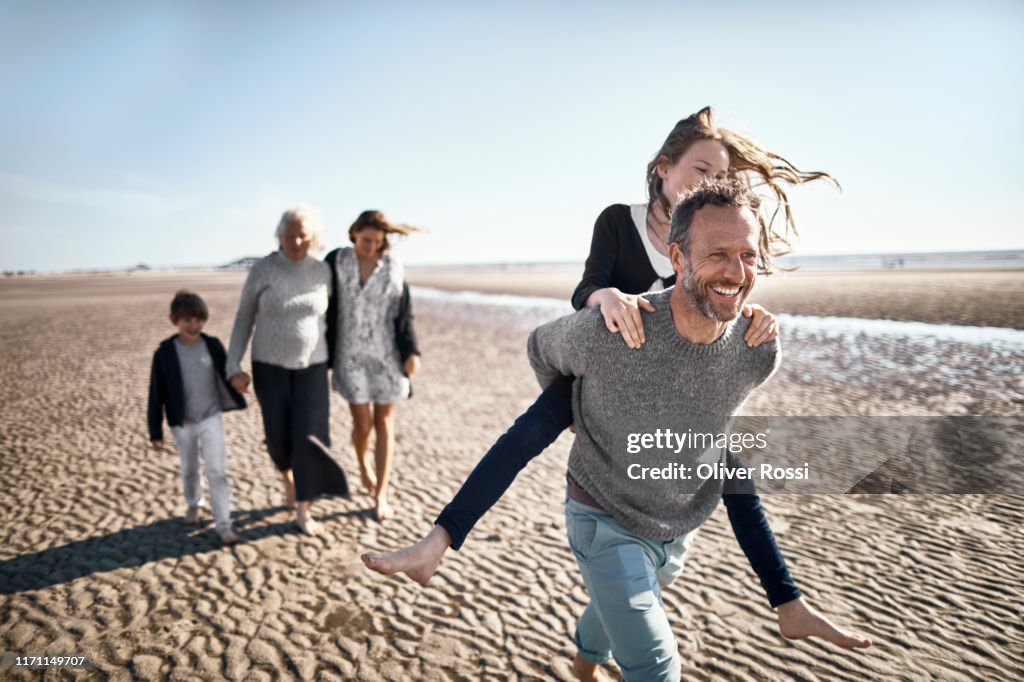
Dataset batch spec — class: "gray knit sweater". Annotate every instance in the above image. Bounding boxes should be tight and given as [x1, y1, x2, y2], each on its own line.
[527, 288, 780, 540]
[226, 250, 331, 377]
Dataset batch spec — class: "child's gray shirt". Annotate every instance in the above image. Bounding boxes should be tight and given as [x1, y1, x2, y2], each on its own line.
[174, 338, 221, 424]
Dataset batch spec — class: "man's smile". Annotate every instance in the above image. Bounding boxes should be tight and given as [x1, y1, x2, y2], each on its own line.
[710, 284, 743, 299]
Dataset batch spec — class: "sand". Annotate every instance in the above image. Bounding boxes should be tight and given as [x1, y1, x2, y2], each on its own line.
[1, 270, 1022, 680]
[407, 265, 1024, 329]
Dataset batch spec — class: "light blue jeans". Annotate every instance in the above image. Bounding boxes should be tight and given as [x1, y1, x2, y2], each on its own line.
[565, 497, 694, 681]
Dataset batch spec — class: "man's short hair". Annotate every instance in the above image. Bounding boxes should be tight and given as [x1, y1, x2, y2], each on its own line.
[170, 290, 209, 321]
[669, 178, 762, 256]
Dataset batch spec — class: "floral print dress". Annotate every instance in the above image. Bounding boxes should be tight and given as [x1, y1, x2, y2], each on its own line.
[331, 247, 410, 404]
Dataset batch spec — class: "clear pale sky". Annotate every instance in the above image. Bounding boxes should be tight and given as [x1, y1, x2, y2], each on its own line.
[1, 1, 1022, 271]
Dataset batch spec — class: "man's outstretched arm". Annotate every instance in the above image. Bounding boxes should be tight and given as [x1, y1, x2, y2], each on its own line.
[526, 310, 597, 389]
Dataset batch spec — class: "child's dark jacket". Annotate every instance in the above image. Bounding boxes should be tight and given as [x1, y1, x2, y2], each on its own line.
[147, 333, 246, 442]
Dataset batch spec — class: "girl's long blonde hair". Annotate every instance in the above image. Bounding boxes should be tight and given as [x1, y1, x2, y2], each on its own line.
[647, 107, 838, 271]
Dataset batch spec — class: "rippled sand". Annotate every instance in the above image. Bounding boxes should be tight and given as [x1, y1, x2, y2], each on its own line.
[1, 272, 1021, 680]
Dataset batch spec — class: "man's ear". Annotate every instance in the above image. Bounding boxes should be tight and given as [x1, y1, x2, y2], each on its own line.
[669, 242, 686, 277]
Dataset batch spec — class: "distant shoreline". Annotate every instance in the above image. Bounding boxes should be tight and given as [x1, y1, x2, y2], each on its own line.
[2, 265, 1020, 329]
[405, 266, 1024, 330]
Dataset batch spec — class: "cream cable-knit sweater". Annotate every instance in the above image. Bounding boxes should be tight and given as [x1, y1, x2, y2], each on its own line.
[226, 250, 331, 377]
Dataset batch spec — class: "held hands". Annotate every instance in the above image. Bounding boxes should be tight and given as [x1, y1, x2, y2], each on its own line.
[229, 372, 251, 394]
[741, 304, 779, 347]
[591, 288, 656, 349]
[403, 354, 421, 379]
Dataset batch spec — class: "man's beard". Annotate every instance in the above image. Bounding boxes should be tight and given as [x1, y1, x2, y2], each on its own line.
[681, 262, 747, 322]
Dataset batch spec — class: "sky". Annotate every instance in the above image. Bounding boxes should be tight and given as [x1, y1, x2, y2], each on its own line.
[1, 0, 1022, 271]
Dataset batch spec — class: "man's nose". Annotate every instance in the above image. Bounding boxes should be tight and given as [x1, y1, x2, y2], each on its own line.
[722, 256, 746, 282]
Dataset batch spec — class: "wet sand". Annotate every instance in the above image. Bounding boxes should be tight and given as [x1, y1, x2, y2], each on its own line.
[1, 271, 1022, 680]
[407, 265, 1024, 329]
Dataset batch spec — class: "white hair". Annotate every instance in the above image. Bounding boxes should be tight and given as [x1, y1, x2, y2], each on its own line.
[274, 204, 324, 252]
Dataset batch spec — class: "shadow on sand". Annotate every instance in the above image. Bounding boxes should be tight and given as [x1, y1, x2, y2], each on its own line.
[0, 505, 371, 595]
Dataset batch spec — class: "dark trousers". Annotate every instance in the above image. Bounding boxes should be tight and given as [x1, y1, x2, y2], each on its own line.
[252, 361, 349, 502]
[436, 374, 802, 608]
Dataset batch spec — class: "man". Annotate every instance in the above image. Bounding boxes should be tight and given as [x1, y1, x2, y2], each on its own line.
[526, 179, 870, 681]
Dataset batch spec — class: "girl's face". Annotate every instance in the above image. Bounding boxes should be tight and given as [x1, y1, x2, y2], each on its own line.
[279, 219, 314, 261]
[354, 227, 385, 258]
[658, 139, 730, 205]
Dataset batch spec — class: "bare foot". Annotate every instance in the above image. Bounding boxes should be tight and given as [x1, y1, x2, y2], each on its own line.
[361, 524, 450, 585]
[184, 506, 201, 525]
[281, 470, 297, 510]
[218, 528, 239, 545]
[777, 598, 872, 649]
[374, 495, 392, 522]
[572, 652, 615, 682]
[296, 516, 324, 537]
[358, 460, 377, 497]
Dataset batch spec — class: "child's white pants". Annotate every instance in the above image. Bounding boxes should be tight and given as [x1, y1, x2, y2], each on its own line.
[170, 413, 233, 531]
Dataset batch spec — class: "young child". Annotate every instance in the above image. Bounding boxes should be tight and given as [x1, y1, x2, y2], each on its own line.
[147, 290, 246, 545]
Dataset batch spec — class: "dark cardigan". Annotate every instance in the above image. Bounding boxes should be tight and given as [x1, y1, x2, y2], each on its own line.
[147, 333, 246, 442]
[323, 248, 420, 367]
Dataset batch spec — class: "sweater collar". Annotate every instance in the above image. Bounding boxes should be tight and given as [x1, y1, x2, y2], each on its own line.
[275, 249, 310, 267]
[648, 288, 742, 355]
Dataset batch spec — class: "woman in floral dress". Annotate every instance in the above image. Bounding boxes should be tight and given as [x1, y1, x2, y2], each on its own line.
[325, 210, 422, 521]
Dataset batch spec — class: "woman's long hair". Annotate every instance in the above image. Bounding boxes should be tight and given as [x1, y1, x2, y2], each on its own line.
[348, 210, 426, 254]
[647, 107, 838, 271]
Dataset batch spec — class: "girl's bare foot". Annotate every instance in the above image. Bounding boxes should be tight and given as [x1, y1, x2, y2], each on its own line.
[572, 653, 616, 682]
[218, 528, 240, 545]
[184, 506, 201, 525]
[361, 524, 450, 585]
[777, 597, 872, 649]
[281, 470, 297, 510]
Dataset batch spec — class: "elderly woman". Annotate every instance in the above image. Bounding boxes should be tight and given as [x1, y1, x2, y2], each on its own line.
[226, 205, 348, 536]
[325, 210, 421, 522]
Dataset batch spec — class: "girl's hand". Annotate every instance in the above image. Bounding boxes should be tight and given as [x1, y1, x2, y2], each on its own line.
[589, 287, 656, 349]
[403, 354, 421, 379]
[742, 304, 779, 347]
[229, 372, 251, 394]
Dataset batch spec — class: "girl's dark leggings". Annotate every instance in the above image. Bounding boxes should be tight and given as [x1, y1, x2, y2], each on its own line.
[435, 375, 802, 608]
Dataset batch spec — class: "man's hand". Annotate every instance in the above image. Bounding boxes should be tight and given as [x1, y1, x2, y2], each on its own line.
[742, 304, 778, 347]
[403, 354, 421, 379]
[229, 372, 251, 394]
[150, 440, 164, 451]
[589, 287, 656, 349]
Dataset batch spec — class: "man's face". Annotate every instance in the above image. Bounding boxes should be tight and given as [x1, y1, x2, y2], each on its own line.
[670, 204, 759, 322]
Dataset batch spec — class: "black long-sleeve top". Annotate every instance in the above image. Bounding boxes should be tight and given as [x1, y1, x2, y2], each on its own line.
[571, 204, 676, 311]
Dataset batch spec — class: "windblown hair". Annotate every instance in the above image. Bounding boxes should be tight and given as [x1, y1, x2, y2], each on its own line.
[169, 290, 209, 321]
[647, 107, 838, 265]
[348, 210, 426, 254]
[669, 178, 782, 274]
[274, 204, 324, 252]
